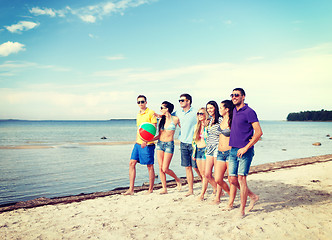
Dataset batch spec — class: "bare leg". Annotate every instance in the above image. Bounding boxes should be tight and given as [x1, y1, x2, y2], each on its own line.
[193, 167, 202, 180]
[157, 150, 168, 194]
[229, 175, 258, 213]
[238, 175, 249, 216]
[214, 160, 230, 203]
[122, 159, 137, 195]
[185, 166, 194, 196]
[196, 159, 207, 200]
[160, 151, 182, 194]
[205, 156, 217, 193]
[146, 164, 155, 194]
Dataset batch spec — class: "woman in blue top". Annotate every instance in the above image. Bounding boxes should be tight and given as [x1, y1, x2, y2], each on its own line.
[153, 101, 182, 194]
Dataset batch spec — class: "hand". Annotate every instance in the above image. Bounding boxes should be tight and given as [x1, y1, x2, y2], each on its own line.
[237, 147, 248, 158]
[154, 113, 162, 118]
[141, 141, 147, 149]
[192, 157, 196, 161]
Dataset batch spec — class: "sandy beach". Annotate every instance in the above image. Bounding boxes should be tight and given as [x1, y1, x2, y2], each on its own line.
[1, 155, 331, 240]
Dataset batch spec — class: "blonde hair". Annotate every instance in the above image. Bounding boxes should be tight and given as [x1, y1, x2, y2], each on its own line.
[193, 107, 208, 142]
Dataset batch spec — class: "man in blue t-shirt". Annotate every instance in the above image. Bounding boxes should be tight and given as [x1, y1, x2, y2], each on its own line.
[175, 93, 201, 196]
[229, 88, 263, 217]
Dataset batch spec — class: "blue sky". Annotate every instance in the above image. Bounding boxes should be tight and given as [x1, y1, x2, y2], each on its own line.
[1, 0, 331, 120]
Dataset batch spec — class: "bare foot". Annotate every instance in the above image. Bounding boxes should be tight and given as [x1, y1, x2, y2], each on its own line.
[221, 205, 234, 211]
[176, 180, 182, 191]
[248, 195, 259, 212]
[159, 189, 168, 195]
[197, 194, 204, 201]
[185, 191, 194, 197]
[210, 199, 220, 205]
[145, 189, 153, 195]
[122, 190, 134, 195]
[238, 211, 245, 219]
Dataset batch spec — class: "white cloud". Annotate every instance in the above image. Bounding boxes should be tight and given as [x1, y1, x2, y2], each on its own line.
[0, 61, 71, 74]
[0, 89, 136, 120]
[30, 7, 57, 17]
[292, 42, 332, 55]
[0, 42, 25, 57]
[5, 21, 39, 33]
[1, 43, 331, 120]
[29, 0, 157, 23]
[79, 15, 96, 23]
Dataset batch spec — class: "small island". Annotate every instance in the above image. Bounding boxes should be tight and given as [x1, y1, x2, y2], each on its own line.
[287, 110, 332, 121]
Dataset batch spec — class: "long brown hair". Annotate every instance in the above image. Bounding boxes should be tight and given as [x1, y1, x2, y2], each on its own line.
[193, 107, 208, 142]
[221, 100, 235, 128]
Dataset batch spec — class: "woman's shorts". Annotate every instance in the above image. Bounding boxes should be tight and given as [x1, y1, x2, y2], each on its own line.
[216, 150, 230, 162]
[206, 144, 218, 157]
[195, 147, 206, 161]
[156, 140, 174, 154]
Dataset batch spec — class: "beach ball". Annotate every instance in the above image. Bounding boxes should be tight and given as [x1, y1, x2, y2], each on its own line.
[138, 122, 156, 142]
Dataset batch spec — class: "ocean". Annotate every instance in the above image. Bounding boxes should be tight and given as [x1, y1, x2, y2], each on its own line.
[0, 120, 331, 206]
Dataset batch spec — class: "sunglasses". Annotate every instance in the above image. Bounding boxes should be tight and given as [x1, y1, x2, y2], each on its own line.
[137, 101, 146, 104]
[161, 106, 167, 110]
[179, 99, 186, 103]
[197, 112, 204, 116]
[230, 93, 241, 98]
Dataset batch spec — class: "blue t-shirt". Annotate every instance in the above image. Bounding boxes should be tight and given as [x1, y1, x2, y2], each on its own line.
[229, 104, 259, 149]
[174, 107, 197, 144]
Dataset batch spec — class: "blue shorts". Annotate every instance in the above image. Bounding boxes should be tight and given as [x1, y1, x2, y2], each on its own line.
[216, 150, 230, 162]
[130, 143, 155, 165]
[206, 144, 218, 157]
[228, 147, 254, 176]
[156, 140, 174, 154]
[180, 142, 198, 168]
[195, 147, 206, 161]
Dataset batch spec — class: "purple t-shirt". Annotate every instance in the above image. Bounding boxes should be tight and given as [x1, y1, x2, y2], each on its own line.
[229, 104, 259, 149]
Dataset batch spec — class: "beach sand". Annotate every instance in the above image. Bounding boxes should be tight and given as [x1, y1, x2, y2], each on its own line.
[1, 155, 331, 240]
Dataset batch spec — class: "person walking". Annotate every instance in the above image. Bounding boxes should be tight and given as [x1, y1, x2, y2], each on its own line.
[228, 88, 262, 217]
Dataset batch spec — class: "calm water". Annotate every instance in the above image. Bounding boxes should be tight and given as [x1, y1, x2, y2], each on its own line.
[0, 120, 331, 206]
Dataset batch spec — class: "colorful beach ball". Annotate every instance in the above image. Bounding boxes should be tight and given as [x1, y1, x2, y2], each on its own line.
[138, 122, 156, 142]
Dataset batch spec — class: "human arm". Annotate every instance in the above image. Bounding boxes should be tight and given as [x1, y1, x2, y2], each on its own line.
[237, 121, 263, 157]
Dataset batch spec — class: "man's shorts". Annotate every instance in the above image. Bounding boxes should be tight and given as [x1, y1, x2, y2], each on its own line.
[228, 147, 254, 176]
[180, 142, 198, 168]
[156, 140, 174, 154]
[195, 147, 206, 161]
[216, 150, 230, 162]
[130, 143, 155, 165]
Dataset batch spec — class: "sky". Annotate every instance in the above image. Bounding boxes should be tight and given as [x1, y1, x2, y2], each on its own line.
[0, 0, 332, 120]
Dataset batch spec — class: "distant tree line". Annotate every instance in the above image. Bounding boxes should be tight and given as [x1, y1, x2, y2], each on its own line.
[287, 110, 332, 121]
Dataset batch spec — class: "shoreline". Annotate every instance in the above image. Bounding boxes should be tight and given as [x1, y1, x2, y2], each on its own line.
[1, 153, 331, 213]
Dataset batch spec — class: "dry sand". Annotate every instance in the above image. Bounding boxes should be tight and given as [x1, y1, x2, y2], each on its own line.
[1, 156, 331, 240]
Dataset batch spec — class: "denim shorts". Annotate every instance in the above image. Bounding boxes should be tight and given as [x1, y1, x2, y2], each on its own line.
[228, 147, 254, 176]
[180, 142, 198, 168]
[206, 144, 218, 157]
[130, 143, 155, 165]
[216, 150, 230, 162]
[156, 140, 175, 154]
[195, 147, 206, 161]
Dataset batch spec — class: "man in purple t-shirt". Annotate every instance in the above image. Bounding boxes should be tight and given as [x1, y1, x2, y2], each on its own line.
[228, 88, 263, 217]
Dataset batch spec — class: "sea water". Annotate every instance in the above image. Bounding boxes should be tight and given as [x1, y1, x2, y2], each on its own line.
[0, 120, 331, 206]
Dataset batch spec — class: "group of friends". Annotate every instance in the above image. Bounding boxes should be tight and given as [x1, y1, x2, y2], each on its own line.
[122, 88, 263, 217]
